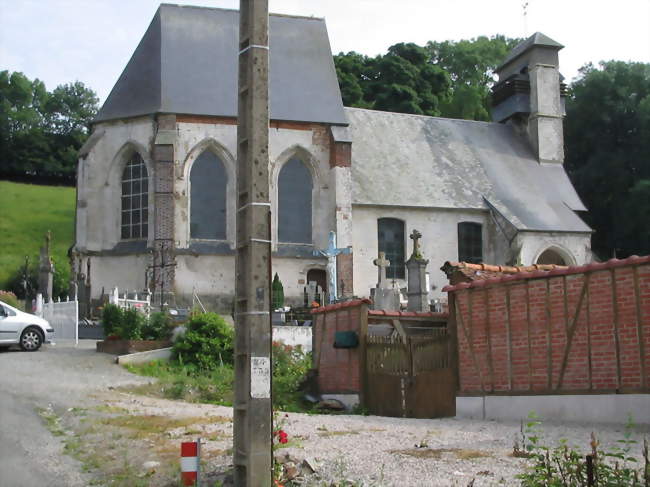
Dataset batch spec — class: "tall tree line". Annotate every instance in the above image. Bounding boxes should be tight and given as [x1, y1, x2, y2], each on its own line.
[0, 70, 98, 184]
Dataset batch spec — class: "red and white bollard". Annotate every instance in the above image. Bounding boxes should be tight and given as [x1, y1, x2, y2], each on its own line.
[181, 439, 201, 486]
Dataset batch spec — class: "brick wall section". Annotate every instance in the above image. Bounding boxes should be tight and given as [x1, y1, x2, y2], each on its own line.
[311, 299, 370, 394]
[152, 114, 176, 293]
[445, 256, 650, 395]
[337, 253, 354, 298]
[330, 141, 351, 168]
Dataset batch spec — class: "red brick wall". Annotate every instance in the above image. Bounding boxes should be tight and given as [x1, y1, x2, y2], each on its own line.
[448, 258, 650, 395]
[312, 300, 367, 394]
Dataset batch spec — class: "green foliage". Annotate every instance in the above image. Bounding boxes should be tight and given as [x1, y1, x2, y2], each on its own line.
[141, 312, 172, 341]
[334, 42, 451, 116]
[120, 308, 145, 340]
[0, 70, 98, 183]
[126, 342, 313, 412]
[102, 305, 169, 341]
[6, 254, 70, 301]
[124, 360, 235, 405]
[0, 181, 75, 293]
[271, 273, 285, 310]
[565, 61, 650, 259]
[101, 304, 123, 337]
[334, 35, 520, 120]
[426, 35, 521, 120]
[517, 413, 650, 485]
[172, 313, 234, 370]
[272, 341, 311, 412]
[0, 290, 23, 310]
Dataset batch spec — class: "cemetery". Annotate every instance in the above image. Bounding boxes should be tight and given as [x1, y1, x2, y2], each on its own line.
[2, 2, 649, 485]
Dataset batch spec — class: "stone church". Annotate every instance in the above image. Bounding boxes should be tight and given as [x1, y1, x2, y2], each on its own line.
[73, 4, 592, 310]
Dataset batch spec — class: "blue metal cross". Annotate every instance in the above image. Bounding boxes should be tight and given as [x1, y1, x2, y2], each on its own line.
[313, 231, 351, 303]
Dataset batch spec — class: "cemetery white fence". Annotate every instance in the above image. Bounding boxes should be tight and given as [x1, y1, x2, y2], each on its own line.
[109, 287, 151, 316]
[35, 293, 79, 343]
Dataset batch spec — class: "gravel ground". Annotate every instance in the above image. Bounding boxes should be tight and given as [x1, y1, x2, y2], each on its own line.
[2, 341, 647, 486]
[108, 393, 650, 486]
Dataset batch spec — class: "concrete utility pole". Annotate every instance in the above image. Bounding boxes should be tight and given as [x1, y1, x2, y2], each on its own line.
[234, 1, 273, 485]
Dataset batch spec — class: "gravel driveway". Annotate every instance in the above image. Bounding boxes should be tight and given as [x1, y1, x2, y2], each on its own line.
[1, 341, 647, 486]
[0, 340, 149, 486]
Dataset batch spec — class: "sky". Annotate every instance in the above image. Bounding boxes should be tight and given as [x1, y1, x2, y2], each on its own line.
[1, 0, 649, 104]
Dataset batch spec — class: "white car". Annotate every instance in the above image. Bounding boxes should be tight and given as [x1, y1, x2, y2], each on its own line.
[0, 300, 55, 351]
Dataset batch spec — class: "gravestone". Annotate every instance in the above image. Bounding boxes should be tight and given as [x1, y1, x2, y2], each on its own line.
[406, 229, 430, 312]
[370, 252, 400, 311]
[304, 281, 324, 306]
[38, 231, 54, 302]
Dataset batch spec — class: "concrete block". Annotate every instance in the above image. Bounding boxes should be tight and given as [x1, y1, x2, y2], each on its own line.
[456, 394, 650, 425]
[116, 347, 172, 365]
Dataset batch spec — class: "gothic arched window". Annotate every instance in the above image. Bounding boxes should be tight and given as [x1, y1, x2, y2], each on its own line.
[278, 157, 312, 243]
[378, 218, 405, 279]
[190, 150, 227, 239]
[458, 222, 483, 264]
[121, 152, 148, 240]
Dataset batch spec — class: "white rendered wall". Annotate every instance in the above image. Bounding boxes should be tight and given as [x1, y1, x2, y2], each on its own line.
[516, 231, 592, 266]
[89, 254, 151, 296]
[76, 117, 155, 252]
[352, 206, 491, 300]
[174, 121, 336, 253]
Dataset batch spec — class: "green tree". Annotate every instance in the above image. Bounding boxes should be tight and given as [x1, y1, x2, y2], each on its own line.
[334, 42, 451, 116]
[426, 35, 521, 120]
[0, 71, 98, 183]
[565, 61, 650, 258]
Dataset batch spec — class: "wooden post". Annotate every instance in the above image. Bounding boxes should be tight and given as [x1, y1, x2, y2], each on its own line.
[233, 1, 272, 485]
[359, 303, 369, 408]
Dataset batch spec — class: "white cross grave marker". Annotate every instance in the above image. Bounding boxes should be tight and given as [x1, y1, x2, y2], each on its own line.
[313, 231, 351, 303]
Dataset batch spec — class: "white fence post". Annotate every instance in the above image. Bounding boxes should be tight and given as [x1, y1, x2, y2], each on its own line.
[74, 282, 79, 345]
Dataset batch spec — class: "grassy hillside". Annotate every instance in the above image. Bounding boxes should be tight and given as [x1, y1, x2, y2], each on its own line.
[0, 181, 75, 289]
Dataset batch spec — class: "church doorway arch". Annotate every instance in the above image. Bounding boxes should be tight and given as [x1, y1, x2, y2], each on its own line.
[536, 248, 570, 266]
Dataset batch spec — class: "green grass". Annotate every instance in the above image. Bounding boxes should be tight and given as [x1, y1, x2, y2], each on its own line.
[0, 181, 75, 288]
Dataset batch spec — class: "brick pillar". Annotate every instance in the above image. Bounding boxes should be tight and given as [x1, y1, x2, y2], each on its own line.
[330, 127, 354, 297]
[152, 114, 176, 306]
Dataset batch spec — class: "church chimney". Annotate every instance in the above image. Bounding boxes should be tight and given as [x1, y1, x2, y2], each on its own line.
[491, 32, 567, 164]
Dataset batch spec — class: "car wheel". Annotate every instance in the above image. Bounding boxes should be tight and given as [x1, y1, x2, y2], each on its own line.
[20, 327, 43, 352]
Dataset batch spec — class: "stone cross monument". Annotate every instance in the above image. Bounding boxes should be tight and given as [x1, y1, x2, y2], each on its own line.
[371, 251, 400, 311]
[373, 252, 390, 288]
[406, 229, 430, 312]
[313, 231, 351, 303]
[38, 231, 54, 301]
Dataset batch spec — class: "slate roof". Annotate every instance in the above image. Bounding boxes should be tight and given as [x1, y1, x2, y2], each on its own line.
[497, 32, 564, 71]
[95, 4, 347, 125]
[347, 107, 590, 233]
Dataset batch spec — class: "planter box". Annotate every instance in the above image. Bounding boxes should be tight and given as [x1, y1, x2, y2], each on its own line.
[96, 339, 171, 355]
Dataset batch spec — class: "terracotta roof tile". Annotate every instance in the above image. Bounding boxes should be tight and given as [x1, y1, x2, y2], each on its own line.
[442, 255, 650, 292]
[310, 298, 371, 314]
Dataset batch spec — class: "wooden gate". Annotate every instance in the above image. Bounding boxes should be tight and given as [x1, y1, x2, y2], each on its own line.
[364, 328, 456, 418]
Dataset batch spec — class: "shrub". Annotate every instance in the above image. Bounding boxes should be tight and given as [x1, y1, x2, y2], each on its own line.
[101, 304, 123, 337]
[119, 308, 144, 340]
[517, 412, 650, 485]
[172, 312, 234, 370]
[272, 341, 311, 411]
[0, 290, 23, 310]
[141, 311, 172, 340]
[272, 273, 284, 310]
[101, 304, 146, 340]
